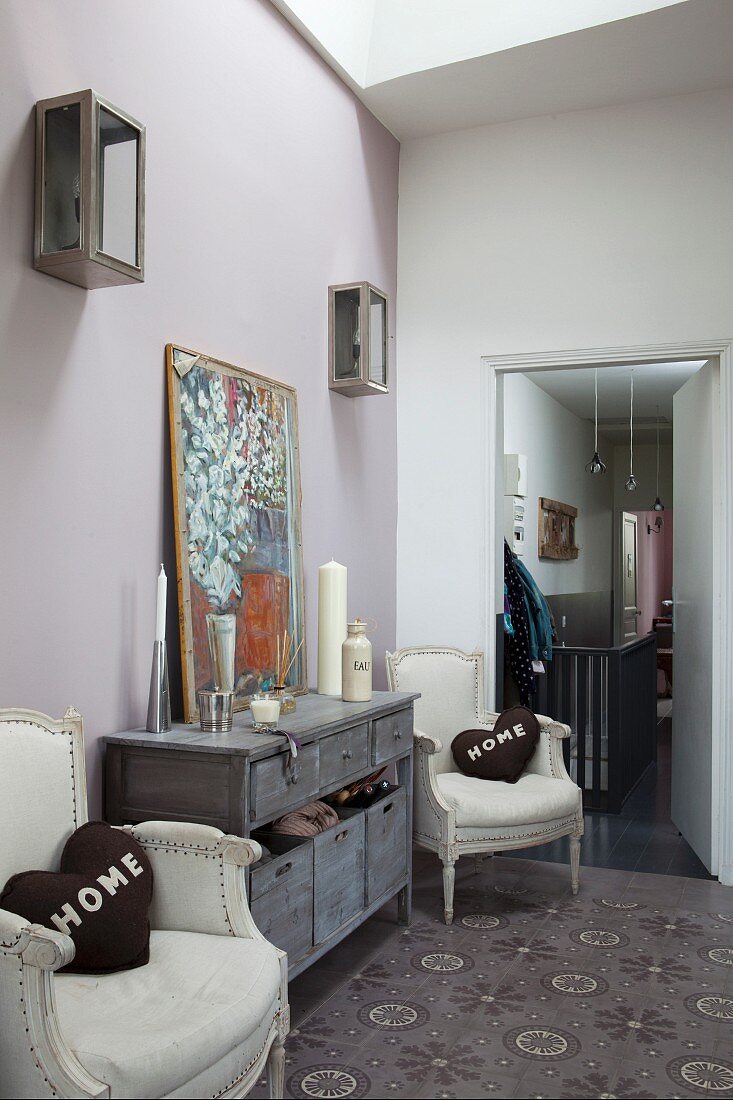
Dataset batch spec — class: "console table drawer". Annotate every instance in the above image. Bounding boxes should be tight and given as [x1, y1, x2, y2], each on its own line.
[250, 835, 313, 964]
[373, 709, 412, 764]
[313, 811, 365, 943]
[251, 744, 319, 823]
[320, 724, 369, 790]
[366, 787, 408, 903]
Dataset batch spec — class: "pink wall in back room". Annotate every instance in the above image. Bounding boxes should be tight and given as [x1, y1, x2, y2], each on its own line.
[634, 510, 674, 637]
[0, 0, 399, 815]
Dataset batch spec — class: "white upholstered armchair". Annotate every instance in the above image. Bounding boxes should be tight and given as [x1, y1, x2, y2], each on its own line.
[0, 708, 288, 1099]
[386, 648, 583, 924]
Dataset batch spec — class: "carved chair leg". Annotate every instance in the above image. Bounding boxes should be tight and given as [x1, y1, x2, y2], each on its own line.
[267, 1038, 285, 1100]
[570, 835, 581, 896]
[442, 857, 456, 925]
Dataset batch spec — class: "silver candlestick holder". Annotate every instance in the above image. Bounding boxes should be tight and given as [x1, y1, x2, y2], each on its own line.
[146, 639, 171, 733]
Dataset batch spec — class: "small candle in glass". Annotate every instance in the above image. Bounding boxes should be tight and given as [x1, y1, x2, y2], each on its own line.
[250, 693, 281, 730]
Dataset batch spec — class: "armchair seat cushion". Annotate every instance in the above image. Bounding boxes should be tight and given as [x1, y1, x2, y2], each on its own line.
[436, 771, 580, 828]
[54, 929, 281, 1099]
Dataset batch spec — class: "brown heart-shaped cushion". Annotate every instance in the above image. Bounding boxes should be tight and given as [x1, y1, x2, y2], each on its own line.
[0, 821, 153, 974]
[451, 706, 540, 783]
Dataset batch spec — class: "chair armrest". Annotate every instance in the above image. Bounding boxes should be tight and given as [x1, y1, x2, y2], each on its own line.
[0, 911, 109, 1097]
[414, 729, 442, 754]
[536, 713, 572, 739]
[119, 820, 265, 939]
[525, 720, 576, 782]
[0, 907, 75, 971]
[412, 728, 456, 846]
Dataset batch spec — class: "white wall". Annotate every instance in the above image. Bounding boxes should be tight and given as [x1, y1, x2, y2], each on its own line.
[396, 87, 733, 652]
[504, 374, 612, 594]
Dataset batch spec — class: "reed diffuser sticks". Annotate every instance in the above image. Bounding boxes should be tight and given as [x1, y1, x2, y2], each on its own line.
[273, 631, 302, 714]
[276, 631, 303, 688]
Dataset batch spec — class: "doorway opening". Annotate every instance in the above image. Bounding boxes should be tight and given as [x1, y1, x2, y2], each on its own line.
[481, 342, 733, 884]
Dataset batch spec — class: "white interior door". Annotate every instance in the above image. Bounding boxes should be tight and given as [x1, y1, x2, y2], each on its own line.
[617, 512, 639, 644]
[672, 359, 719, 872]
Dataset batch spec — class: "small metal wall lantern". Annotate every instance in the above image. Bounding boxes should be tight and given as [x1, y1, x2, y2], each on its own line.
[328, 282, 388, 396]
[34, 89, 145, 288]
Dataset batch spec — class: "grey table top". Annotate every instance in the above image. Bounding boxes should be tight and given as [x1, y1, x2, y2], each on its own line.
[104, 690, 419, 758]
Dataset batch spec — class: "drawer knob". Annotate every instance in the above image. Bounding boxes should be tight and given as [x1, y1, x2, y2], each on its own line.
[394, 729, 402, 740]
[342, 748, 353, 760]
[288, 768, 299, 785]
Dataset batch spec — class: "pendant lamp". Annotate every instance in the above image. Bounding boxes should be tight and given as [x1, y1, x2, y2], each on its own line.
[652, 404, 665, 511]
[625, 371, 637, 491]
[585, 368, 607, 474]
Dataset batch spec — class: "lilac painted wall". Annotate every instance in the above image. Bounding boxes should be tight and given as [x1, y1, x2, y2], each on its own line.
[0, 0, 399, 815]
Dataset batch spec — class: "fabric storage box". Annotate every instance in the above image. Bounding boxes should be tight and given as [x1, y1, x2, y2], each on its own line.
[365, 786, 408, 903]
[249, 832, 314, 965]
[313, 808, 365, 943]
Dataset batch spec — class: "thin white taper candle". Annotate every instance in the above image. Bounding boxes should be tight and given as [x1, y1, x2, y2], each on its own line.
[155, 564, 167, 642]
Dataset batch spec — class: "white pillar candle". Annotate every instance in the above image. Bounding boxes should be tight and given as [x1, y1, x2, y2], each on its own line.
[317, 560, 347, 695]
[155, 564, 167, 642]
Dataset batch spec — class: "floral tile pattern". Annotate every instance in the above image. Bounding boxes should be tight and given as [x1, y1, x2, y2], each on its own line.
[250, 857, 733, 1098]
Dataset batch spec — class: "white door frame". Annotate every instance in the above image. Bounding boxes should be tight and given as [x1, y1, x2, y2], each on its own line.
[481, 339, 733, 884]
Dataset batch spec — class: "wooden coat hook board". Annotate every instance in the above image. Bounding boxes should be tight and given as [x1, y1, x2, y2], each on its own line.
[538, 497, 579, 560]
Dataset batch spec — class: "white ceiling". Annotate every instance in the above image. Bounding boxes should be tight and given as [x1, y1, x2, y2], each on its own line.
[272, 0, 733, 139]
[521, 359, 707, 442]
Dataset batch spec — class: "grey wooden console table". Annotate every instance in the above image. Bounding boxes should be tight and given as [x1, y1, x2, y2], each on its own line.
[104, 691, 417, 978]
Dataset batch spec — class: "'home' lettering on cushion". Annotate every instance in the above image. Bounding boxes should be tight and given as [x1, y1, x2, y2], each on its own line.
[467, 723, 527, 762]
[50, 852, 143, 935]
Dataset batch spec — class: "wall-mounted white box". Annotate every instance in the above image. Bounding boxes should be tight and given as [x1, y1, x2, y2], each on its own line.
[504, 453, 527, 497]
[504, 496, 526, 555]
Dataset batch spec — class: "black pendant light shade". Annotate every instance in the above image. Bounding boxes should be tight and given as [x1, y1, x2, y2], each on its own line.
[586, 369, 607, 474]
[586, 451, 606, 475]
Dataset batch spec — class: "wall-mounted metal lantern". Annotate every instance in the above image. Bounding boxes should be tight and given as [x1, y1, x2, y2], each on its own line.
[328, 282, 388, 396]
[34, 89, 145, 288]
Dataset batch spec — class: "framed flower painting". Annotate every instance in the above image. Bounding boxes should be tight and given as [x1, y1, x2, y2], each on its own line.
[166, 344, 307, 722]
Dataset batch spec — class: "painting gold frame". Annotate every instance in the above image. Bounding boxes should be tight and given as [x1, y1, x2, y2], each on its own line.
[166, 343, 307, 722]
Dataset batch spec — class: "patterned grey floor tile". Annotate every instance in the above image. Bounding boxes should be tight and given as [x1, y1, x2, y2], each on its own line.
[612, 1058, 704, 1099]
[354, 1032, 525, 1097]
[552, 990, 649, 1059]
[417, 971, 562, 1042]
[590, 943, 726, 997]
[519, 1053, 623, 1099]
[285, 1060, 374, 1099]
[265, 862, 733, 1098]
[296, 983, 432, 1050]
[415, 1066, 520, 1098]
